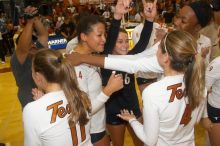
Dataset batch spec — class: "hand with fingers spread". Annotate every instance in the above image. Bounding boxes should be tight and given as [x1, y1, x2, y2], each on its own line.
[142, 0, 157, 22]
[117, 109, 136, 121]
[114, 0, 132, 20]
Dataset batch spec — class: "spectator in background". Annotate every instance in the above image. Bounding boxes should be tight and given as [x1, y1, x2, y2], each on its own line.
[0, 31, 5, 64]
[0, 12, 6, 63]
[162, 5, 175, 25]
[55, 14, 64, 34]
[60, 15, 75, 42]
[5, 20, 15, 55]
[10, 6, 48, 109]
[102, 6, 111, 22]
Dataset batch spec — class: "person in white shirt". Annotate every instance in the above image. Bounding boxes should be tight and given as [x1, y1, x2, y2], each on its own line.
[70, 14, 110, 146]
[23, 49, 123, 146]
[67, 1, 133, 145]
[67, 1, 156, 146]
[132, 8, 161, 93]
[132, 22, 160, 49]
[205, 55, 220, 146]
[118, 30, 207, 146]
[203, 2, 220, 145]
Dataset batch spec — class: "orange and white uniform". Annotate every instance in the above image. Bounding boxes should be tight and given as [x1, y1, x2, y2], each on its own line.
[23, 90, 109, 146]
[23, 91, 92, 146]
[74, 64, 107, 134]
[129, 75, 206, 146]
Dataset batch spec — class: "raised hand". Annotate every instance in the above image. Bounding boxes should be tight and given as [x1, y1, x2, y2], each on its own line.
[24, 6, 38, 22]
[142, 0, 157, 22]
[114, 0, 132, 20]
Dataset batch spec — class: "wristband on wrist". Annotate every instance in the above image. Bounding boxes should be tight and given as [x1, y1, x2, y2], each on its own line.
[129, 118, 138, 124]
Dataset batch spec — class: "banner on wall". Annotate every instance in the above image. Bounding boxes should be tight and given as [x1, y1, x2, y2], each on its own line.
[48, 35, 67, 50]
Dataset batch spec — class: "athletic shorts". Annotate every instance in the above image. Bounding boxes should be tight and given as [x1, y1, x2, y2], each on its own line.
[136, 77, 157, 85]
[207, 102, 220, 123]
[106, 109, 142, 125]
[90, 131, 106, 144]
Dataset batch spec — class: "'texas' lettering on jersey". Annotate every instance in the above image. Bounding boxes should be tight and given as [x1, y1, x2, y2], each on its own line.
[47, 100, 70, 124]
[167, 83, 192, 126]
[47, 101, 87, 145]
[167, 83, 186, 102]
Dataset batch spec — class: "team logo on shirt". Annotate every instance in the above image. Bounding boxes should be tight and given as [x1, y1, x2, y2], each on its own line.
[47, 100, 71, 124]
[167, 83, 186, 103]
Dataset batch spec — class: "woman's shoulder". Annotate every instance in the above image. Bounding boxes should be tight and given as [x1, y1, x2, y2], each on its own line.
[24, 91, 65, 111]
[143, 75, 184, 96]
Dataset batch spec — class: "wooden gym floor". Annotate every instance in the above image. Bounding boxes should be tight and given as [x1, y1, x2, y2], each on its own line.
[0, 56, 206, 146]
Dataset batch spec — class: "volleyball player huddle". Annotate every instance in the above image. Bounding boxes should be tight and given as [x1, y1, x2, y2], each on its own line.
[22, 0, 218, 146]
[23, 0, 155, 146]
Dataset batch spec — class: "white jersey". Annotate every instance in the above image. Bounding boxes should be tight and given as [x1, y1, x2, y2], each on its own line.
[66, 37, 78, 54]
[105, 41, 163, 74]
[129, 75, 206, 146]
[206, 56, 220, 108]
[197, 34, 212, 66]
[104, 35, 211, 74]
[23, 91, 92, 146]
[74, 64, 107, 134]
[132, 22, 160, 49]
[132, 22, 161, 79]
